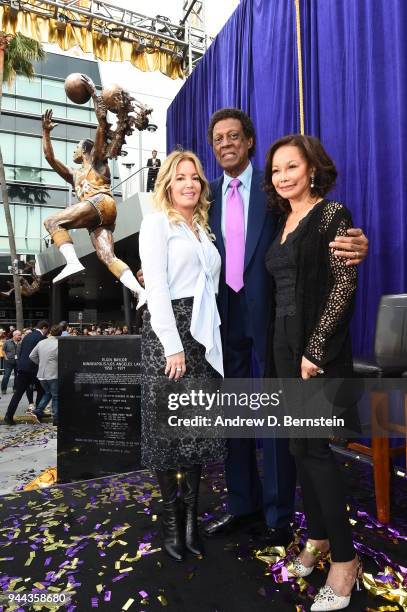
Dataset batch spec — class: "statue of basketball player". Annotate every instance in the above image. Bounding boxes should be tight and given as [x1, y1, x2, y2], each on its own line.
[41, 75, 145, 302]
[0, 261, 43, 299]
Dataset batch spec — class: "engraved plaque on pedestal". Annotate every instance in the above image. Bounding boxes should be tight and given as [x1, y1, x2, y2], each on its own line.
[58, 336, 141, 483]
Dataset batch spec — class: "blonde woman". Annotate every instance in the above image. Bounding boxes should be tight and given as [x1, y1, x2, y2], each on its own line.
[139, 150, 226, 562]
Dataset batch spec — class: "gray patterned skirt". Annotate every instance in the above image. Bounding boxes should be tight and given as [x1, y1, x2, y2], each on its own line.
[141, 297, 226, 470]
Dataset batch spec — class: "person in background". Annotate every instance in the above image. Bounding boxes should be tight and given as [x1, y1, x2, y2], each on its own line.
[146, 149, 161, 192]
[59, 321, 70, 336]
[4, 320, 49, 425]
[122, 325, 130, 335]
[29, 324, 62, 427]
[114, 327, 123, 335]
[1, 329, 22, 394]
[6, 325, 15, 340]
[0, 330, 5, 373]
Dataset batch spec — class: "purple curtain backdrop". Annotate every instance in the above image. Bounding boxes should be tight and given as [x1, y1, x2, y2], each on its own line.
[166, 0, 300, 180]
[166, 0, 407, 356]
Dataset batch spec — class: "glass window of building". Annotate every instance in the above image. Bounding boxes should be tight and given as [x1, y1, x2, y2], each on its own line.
[42, 78, 66, 103]
[66, 105, 92, 122]
[14, 166, 42, 183]
[66, 141, 77, 165]
[15, 74, 41, 98]
[1, 133, 15, 164]
[4, 166, 15, 180]
[1, 114, 16, 132]
[42, 169, 67, 187]
[16, 135, 41, 167]
[16, 98, 42, 114]
[41, 101, 66, 119]
[2, 95, 15, 111]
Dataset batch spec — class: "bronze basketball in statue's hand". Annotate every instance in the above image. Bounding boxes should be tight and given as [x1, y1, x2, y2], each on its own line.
[101, 84, 124, 113]
[65, 73, 92, 105]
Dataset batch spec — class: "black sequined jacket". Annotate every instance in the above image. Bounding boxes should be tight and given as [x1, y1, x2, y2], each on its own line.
[265, 200, 358, 377]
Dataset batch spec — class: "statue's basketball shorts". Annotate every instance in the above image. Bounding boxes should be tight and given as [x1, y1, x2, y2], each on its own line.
[86, 193, 117, 231]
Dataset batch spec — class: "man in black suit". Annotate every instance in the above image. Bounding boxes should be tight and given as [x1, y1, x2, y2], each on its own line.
[4, 320, 49, 425]
[146, 150, 161, 192]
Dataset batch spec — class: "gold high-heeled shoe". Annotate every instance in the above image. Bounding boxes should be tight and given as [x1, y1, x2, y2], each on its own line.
[286, 540, 330, 578]
[310, 556, 363, 611]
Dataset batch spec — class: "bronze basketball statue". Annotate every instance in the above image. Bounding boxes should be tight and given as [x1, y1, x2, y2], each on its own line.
[0, 262, 43, 299]
[42, 74, 152, 301]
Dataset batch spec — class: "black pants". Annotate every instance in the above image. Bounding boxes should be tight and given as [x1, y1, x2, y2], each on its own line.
[273, 315, 355, 562]
[5, 371, 44, 419]
[1, 361, 17, 392]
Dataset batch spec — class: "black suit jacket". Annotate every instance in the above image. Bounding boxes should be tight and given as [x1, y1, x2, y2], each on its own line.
[147, 158, 161, 174]
[18, 329, 46, 374]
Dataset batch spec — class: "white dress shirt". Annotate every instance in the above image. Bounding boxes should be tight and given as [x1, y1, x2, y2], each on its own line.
[221, 161, 253, 242]
[139, 211, 224, 376]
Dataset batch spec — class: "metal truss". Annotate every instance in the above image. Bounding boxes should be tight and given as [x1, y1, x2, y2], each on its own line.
[0, 0, 209, 74]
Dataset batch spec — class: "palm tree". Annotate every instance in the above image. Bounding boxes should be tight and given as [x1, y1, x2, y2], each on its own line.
[0, 32, 45, 329]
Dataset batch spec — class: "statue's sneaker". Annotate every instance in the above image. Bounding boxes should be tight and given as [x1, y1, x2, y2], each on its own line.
[53, 262, 85, 284]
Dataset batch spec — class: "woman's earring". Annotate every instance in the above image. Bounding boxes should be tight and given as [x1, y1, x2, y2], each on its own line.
[310, 175, 315, 189]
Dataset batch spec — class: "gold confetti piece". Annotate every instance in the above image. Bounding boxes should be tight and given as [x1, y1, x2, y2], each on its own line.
[96, 584, 103, 594]
[120, 553, 128, 561]
[25, 551, 36, 566]
[119, 567, 133, 573]
[152, 515, 158, 522]
[115, 562, 121, 570]
[157, 595, 168, 606]
[33, 583, 46, 590]
[122, 599, 134, 611]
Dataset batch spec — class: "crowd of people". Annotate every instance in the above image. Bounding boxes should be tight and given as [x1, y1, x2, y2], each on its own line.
[0, 320, 132, 427]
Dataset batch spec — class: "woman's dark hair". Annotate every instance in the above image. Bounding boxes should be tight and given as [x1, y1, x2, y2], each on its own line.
[49, 324, 62, 336]
[207, 108, 256, 157]
[263, 134, 337, 212]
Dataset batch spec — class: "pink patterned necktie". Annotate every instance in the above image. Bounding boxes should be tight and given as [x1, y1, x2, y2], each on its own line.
[225, 178, 245, 292]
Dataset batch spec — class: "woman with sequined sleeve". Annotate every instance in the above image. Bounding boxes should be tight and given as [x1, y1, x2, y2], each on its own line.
[139, 150, 226, 563]
[263, 135, 361, 612]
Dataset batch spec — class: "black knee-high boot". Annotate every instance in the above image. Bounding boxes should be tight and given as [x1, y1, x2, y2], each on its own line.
[155, 470, 185, 562]
[181, 465, 204, 557]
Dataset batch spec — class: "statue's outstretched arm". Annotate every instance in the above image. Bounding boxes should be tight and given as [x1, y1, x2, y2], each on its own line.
[80, 75, 109, 162]
[42, 109, 74, 186]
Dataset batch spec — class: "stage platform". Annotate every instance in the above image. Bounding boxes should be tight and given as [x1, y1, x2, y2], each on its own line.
[0, 458, 406, 611]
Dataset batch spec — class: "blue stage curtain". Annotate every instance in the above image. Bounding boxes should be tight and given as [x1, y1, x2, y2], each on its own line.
[167, 0, 300, 181]
[167, 0, 407, 354]
[300, 0, 407, 354]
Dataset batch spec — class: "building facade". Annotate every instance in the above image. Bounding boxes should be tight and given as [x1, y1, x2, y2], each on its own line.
[0, 52, 122, 327]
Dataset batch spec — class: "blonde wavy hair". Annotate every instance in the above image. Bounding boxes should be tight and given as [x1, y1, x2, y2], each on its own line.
[153, 150, 213, 236]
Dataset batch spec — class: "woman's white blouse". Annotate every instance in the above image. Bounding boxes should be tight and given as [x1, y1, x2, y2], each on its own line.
[139, 211, 224, 376]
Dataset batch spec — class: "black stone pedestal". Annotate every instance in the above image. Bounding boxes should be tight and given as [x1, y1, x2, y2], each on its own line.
[58, 335, 141, 483]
